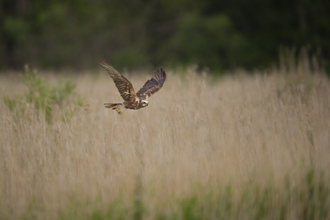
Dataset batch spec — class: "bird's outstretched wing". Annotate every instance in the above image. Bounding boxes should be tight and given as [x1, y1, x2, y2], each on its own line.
[98, 56, 137, 102]
[136, 68, 166, 100]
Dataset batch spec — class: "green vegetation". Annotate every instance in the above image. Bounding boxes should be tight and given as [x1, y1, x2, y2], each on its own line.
[4, 170, 328, 220]
[3, 65, 84, 124]
[1, 0, 329, 72]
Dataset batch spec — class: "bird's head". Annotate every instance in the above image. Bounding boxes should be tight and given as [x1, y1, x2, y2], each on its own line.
[141, 100, 149, 107]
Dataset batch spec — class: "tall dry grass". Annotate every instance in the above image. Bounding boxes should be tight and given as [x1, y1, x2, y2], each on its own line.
[0, 59, 330, 219]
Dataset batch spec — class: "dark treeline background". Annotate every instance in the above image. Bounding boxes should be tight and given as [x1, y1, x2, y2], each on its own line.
[1, 0, 329, 73]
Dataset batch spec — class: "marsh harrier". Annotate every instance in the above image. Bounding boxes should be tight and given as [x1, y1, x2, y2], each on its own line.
[98, 57, 166, 115]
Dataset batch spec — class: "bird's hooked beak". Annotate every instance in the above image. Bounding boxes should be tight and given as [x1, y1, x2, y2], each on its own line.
[142, 101, 149, 107]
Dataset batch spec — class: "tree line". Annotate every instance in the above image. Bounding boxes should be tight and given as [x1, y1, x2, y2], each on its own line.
[1, 0, 329, 73]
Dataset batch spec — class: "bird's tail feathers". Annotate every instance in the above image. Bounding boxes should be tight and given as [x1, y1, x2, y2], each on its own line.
[103, 103, 126, 115]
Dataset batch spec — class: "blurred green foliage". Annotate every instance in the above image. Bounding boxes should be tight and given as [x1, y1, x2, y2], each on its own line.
[2, 169, 328, 220]
[170, 13, 247, 71]
[0, 0, 329, 72]
[3, 65, 84, 124]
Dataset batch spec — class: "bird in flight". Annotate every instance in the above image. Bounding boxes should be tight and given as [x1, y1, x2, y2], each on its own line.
[98, 56, 166, 115]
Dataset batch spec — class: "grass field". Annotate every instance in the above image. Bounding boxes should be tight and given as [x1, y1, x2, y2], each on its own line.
[0, 59, 330, 219]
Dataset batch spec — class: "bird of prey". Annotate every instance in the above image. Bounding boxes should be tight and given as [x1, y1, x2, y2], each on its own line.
[98, 56, 166, 115]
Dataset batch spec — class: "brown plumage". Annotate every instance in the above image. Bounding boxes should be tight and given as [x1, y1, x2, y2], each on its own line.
[98, 56, 166, 115]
